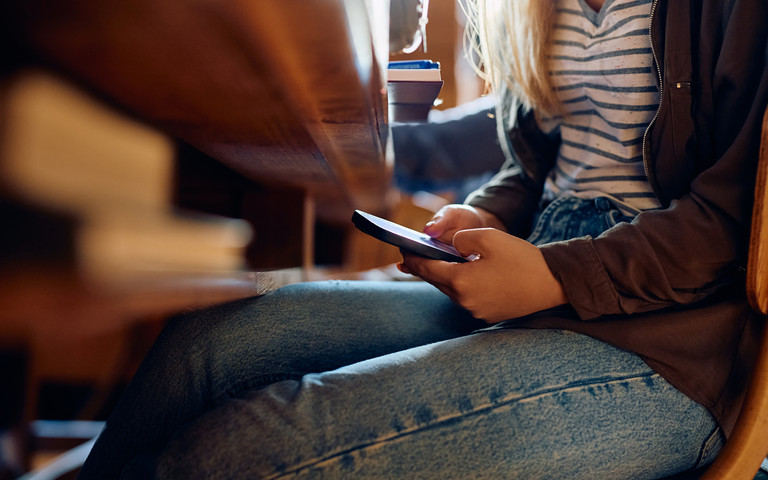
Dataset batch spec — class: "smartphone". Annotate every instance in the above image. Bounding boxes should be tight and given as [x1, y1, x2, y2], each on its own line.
[351, 210, 468, 263]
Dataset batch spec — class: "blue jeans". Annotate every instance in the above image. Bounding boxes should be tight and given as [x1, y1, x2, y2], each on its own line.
[79, 198, 723, 479]
[527, 196, 634, 245]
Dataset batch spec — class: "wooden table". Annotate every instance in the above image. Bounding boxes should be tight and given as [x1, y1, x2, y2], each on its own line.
[12, 0, 392, 220]
[2, 0, 394, 333]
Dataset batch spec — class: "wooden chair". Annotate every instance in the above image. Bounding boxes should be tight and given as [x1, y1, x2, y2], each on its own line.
[698, 106, 768, 479]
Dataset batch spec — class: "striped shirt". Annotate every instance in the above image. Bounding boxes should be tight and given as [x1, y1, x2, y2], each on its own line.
[538, 0, 661, 216]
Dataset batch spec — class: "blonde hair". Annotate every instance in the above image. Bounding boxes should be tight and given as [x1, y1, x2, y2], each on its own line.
[461, 0, 558, 127]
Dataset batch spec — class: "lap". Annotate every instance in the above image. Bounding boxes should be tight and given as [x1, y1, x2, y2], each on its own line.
[155, 323, 722, 479]
[160, 280, 487, 401]
[86, 280, 722, 479]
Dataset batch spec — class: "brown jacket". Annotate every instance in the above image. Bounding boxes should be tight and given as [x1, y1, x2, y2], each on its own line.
[466, 0, 768, 436]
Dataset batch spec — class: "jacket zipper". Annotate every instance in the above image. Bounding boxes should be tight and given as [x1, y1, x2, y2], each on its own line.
[642, 0, 663, 201]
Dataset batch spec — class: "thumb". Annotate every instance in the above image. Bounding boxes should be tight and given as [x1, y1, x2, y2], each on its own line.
[424, 215, 461, 244]
[452, 228, 496, 258]
[423, 215, 446, 238]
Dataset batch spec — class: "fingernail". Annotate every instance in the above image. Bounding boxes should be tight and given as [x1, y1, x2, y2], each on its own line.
[424, 220, 438, 233]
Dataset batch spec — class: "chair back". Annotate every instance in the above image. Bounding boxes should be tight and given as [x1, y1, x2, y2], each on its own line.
[700, 106, 768, 479]
[747, 106, 768, 314]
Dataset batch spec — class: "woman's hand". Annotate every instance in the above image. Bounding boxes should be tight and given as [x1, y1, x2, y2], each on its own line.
[399, 228, 568, 323]
[422, 204, 508, 243]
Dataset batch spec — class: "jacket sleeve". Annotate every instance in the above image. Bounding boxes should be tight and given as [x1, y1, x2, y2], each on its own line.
[391, 97, 507, 190]
[539, 0, 768, 319]
[465, 108, 560, 238]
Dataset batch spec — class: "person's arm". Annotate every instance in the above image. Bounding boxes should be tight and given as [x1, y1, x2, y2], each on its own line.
[391, 96, 507, 188]
[398, 97, 563, 323]
[464, 107, 560, 238]
[405, 0, 768, 322]
[536, 2, 768, 320]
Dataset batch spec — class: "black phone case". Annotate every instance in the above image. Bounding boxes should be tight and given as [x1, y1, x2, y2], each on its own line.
[352, 210, 467, 263]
